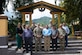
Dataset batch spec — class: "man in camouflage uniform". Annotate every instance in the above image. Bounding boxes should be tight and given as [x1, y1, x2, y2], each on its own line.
[58, 24, 66, 50]
[33, 23, 42, 52]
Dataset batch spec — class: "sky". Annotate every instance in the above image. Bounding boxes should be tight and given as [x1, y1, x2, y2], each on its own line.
[4, 0, 19, 19]
[4, 0, 61, 20]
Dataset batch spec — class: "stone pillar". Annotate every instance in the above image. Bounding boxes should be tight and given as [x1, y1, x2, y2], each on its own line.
[29, 13, 32, 26]
[22, 12, 25, 24]
[0, 15, 8, 55]
[58, 13, 61, 27]
[51, 12, 55, 25]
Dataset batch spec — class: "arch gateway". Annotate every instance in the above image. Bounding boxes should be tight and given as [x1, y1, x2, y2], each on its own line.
[0, 1, 65, 55]
[17, 1, 65, 26]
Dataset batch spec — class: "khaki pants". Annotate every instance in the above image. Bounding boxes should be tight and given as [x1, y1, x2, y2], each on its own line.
[59, 37, 65, 50]
[35, 37, 42, 51]
[44, 36, 50, 51]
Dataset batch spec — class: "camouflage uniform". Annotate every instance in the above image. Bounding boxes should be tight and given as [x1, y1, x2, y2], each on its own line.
[58, 28, 66, 50]
[33, 27, 42, 51]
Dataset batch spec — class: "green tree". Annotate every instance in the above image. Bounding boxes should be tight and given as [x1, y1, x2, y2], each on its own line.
[63, 0, 82, 30]
[15, 0, 34, 8]
[6, 0, 33, 40]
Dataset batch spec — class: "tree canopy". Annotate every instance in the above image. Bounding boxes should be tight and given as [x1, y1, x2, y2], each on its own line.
[63, 0, 82, 30]
[15, 0, 34, 8]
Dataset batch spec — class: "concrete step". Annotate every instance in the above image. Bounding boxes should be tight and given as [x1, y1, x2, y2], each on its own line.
[8, 46, 82, 55]
[33, 50, 80, 54]
[8, 39, 82, 47]
[33, 53, 81, 55]
[8, 42, 82, 49]
[8, 39, 82, 43]
[8, 47, 23, 55]
[8, 39, 82, 55]
[8, 50, 16, 55]
[8, 45, 82, 51]
[68, 43, 82, 47]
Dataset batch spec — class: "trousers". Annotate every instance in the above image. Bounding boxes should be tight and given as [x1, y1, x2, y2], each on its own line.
[44, 36, 50, 51]
[52, 37, 57, 50]
[16, 34, 22, 49]
[24, 37, 33, 55]
[35, 37, 42, 51]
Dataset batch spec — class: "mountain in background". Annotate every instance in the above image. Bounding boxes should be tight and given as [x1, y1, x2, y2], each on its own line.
[32, 16, 51, 26]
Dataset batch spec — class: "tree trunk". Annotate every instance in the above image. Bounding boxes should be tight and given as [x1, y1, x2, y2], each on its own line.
[0, 0, 5, 14]
[79, 14, 82, 30]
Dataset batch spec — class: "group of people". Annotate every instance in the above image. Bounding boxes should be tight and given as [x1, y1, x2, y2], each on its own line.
[15, 22, 70, 55]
